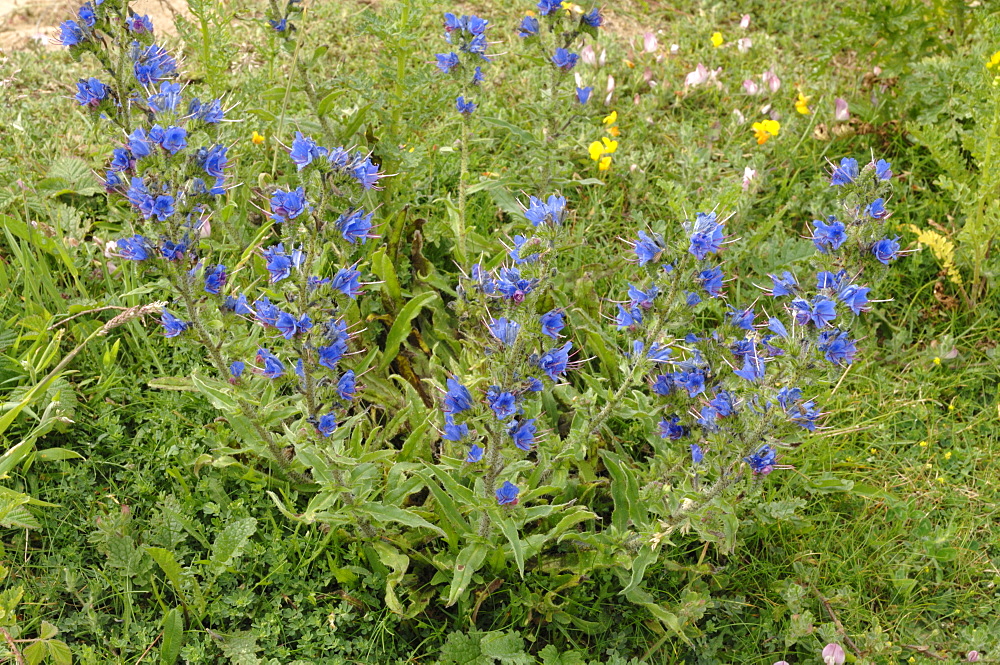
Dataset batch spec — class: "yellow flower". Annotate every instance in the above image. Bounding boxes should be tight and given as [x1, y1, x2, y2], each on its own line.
[987, 49, 1000, 68]
[933, 356, 941, 365]
[795, 92, 811, 114]
[600, 136, 618, 153]
[751, 119, 780, 144]
[526, 9, 536, 17]
[252, 131, 266, 145]
[589, 136, 618, 170]
[919, 440, 928, 447]
[606, 125, 620, 137]
[598, 156, 612, 171]
[906, 224, 962, 285]
[603, 111, 617, 126]
[944, 451, 952, 460]
[711, 31, 724, 48]
[623, 59, 635, 69]
[561, 1, 583, 14]
[588, 141, 604, 161]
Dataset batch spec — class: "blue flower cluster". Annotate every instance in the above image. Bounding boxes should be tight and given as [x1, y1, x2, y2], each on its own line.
[436, 12, 491, 114]
[287, 132, 384, 190]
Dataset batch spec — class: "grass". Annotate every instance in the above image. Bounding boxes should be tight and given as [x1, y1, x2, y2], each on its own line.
[0, 0, 998, 662]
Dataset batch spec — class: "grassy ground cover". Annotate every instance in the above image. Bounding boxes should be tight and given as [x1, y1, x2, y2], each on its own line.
[0, 0, 997, 663]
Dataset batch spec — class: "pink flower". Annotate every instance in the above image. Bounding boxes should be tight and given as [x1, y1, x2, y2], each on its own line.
[733, 109, 746, 124]
[643, 31, 658, 53]
[742, 166, 757, 190]
[685, 64, 710, 87]
[834, 97, 850, 121]
[581, 44, 597, 66]
[762, 69, 781, 93]
[967, 652, 980, 662]
[822, 643, 845, 665]
[737, 37, 752, 53]
[740, 14, 751, 29]
[605, 73, 615, 104]
[743, 79, 760, 95]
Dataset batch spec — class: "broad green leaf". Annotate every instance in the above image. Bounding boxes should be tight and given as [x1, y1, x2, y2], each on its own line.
[600, 450, 633, 532]
[445, 542, 488, 607]
[495, 514, 525, 579]
[35, 448, 83, 462]
[190, 373, 238, 411]
[357, 502, 444, 536]
[209, 517, 257, 573]
[160, 607, 184, 665]
[47, 640, 72, 665]
[372, 541, 409, 615]
[147, 377, 197, 392]
[621, 546, 658, 596]
[379, 291, 438, 372]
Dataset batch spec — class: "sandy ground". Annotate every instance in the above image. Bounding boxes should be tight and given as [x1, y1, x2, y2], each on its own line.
[0, 0, 190, 50]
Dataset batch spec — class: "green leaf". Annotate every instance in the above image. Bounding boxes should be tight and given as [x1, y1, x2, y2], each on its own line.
[24, 641, 46, 665]
[38, 621, 58, 640]
[35, 448, 84, 462]
[495, 513, 525, 579]
[372, 541, 409, 615]
[190, 373, 238, 411]
[371, 248, 402, 307]
[356, 502, 444, 536]
[147, 377, 197, 392]
[209, 517, 257, 573]
[600, 450, 638, 531]
[379, 291, 438, 372]
[46, 640, 72, 665]
[160, 607, 184, 665]
[446, 542, 489, 607]
[317, 89, 347, 117]
[479, 631, 531, 664]
[806, 473, 855, 494]
[478, 116, 539, 147]
[621, 546, 658, 596]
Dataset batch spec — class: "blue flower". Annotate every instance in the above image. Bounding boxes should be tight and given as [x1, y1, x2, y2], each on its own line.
[289, 131, 328, 170]
[335, 208, 375, 243]
[583, 7, 602, 27]
[103, 171, 123, 192]
[496, 480, 520, 505]
[509, 418, 537, 451]
[465, 15, 488, 35]
[865, 197, 890, 220]
[256, 348, 284, 379]
[455, 95, 477, 115]
[616, 304, 642, 329]
[116, 235, 151, 261]
[127, 14, 154, 33]
[338, 370, 357, 400]
[710, 391, 735, 417]
[537, 0, 561, 16]
[871, 236, 901, 265]
[148, 81, 182, 113]
[776, 387, 802, 410]
[768, 317, 790, 338]
[160, 309, 188, 338]
[744, 445, 776, 474]
[697, 405, 720, 431]
[875, 159, 892, 181]
[523, 194, 566, 226]
[152, 195, 175, 221]
[276, 311, 312, 340]
[672, 369, 706, 397]
[331, 267, 362, 298]
[650, 374, 673, 396]
[518, 15, 539, 37]
[317, 341, 348, 371]
[526, 377, 544, 392]
[188, 98, 224, 124]
[466, 444, 484, 463]
[436, 52, 460, 73]
[838, 284, 871, 315]
[769, 271, 798, 297]
[78, 3, 96, 26]
[229, 361, 245, 378]
[790, 295, 837, 327]
[685, 291, 702, 307]
[270, 187, 310, 222]
[551, 48, 579, 71]
[75, 78, 108, 107]
[688, 211, 725, 260]
[110, 147, 133, 172]
[204, 264, 227, 294]
[788, 400, 820, 431]
[124, 129, 151, 160]
[197, 145, 228, 179]
[539, 310, 565, 339]
[495, 266, 537, 302]
[647, 343, 673, 363]
[316, 414, 338, 437]
[350, 154, 383, 190]
[443, 12, 463, 33]
[443, 414, 468, 442]
[132, 43, 177, 85]
[733, 344, 765, 382]
[269, 17, 288, 32]
[488, 389, 517, 420]
[224, 294, 253, 316]
[59, 20, 85, 47]
[632, 231, 663, 266]
[816, 270, 847, 291]
[489, 317, 520, 345]
[817, 329, 857, 365]
[690, 443, 704, 464]
[658, 416, 687, 440]
[697, 266, 725, 298]
[538, 342, 572, 381]
[444, 377, 474, 414]
[253, 296, 280, 326]
[159, 126, 187, 155]
[159, 237, 188, 261]
[472, 66, 485, 85]
[728, 306, 755, 330]
[830, 157, 858, 186]
[811, 216, 847, 253]
[262, 244, 293, 283]
[576, 86, 593, 104]
[628, 283, 658, 309]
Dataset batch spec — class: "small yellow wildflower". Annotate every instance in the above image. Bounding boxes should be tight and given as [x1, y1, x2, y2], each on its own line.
[919, 440, 928, 447]
[252, 131, 266, 145]
[589, 136, 618, 170]
[987, 49, 1000, 68]
[711, 31, 724, 48]
[870, 448, 877, 454]
[937, 476, 946, 484]
[561, 1, 584, 14]
[606, 125, 620, 137]
[794, 92, 811, 114]
[623, 59, 635, 69]
[525, 9, 536, 17]
[603, 111, 617, 126]
[906, 224, 962, 285]
[598, 156, 612, 171]
[944, 451, 952, 460]
[751, 119, 780, 144]
[933, 356, 941, 365]
[948, 403, 955, 411]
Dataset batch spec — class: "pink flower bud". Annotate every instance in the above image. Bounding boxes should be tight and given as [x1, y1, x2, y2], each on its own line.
[742, 166, 757, 190]
[581, 44, 597, 66]
[599, 48, 607, 67]
[967, 651, 980, 662]
[604, 74, 615, 105]
[834, 97, 850, 121]
[743, 79, 760, 95]
[643, 31, 658, 53]
[737, 37, 752, 53]
[822, 643, 846, 665]
[762, 69, 781, 93]
[740, 14, 751, 29]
